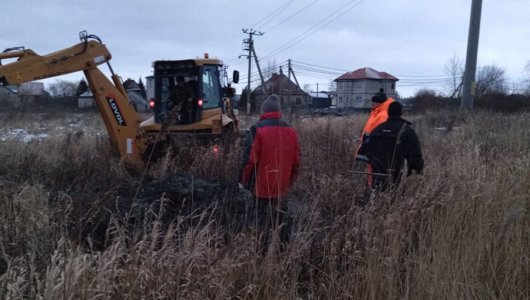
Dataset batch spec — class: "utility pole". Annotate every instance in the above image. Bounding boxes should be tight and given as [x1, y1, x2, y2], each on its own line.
[241, 29, 263, 115]
[315, 82, 319, 111]
[287, 60, 302, 119]
[251, 47, 267, 95]
[461, 0, 483, 110]
[288, 61, 301, 89]
[288, 59, 291, 81]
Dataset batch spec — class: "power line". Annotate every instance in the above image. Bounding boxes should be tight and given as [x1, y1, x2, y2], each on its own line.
[398, 80, 454, 87]
[404, 78, 453, 83]
[260, 0, 365, 62]
[292, 60, 350, 73]
[238, 77, 263, 84]
[293, 59, 453, 79]
[293, 71, 338, 79]
[289, 61, 453, 84]
[239, 56, 454, 93]
[251, 0, 294, 30]
[260, 0, 363, 61]
[238, 59, 289, 81]
[394, 74, 453, 78]
[291, 64, 343, 76]
[262, 0, 319, 33]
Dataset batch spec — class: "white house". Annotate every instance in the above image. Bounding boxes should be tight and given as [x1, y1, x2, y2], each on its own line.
[77, 90, 149, 111]
[334, 67, 399, 109]
[77, 91, 95, 108]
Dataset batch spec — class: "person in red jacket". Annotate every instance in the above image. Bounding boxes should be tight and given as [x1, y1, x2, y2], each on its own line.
[356, 89, 395, 187]
[240, 94, 300, 253]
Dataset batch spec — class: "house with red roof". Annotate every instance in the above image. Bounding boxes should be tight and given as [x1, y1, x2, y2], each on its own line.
[334, 67, 398, 109]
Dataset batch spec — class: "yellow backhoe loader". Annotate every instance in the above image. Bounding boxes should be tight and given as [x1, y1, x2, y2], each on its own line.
[0, 31, 239, 171]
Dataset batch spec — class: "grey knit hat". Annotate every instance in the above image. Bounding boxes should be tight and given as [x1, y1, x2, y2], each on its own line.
[371, 88, 387, 103]
[261, 94, 281, 113]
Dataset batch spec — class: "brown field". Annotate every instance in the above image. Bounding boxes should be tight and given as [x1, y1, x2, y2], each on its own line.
[0, 109, 528, 299]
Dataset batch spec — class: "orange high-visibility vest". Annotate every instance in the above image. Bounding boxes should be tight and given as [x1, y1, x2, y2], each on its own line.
[356, 98, 395, 165]
[361, 98, 395, 137]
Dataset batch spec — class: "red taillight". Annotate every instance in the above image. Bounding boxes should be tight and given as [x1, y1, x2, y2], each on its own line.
[212, 145, 220, 154]
[149, 99, 155, 109]
[197, 98, 203, 108]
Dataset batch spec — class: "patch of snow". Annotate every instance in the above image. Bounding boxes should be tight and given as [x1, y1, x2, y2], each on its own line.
[0, 129, 48, 143]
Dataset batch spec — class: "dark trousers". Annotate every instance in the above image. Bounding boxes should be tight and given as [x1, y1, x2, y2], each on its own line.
[251, 198, 291, 254]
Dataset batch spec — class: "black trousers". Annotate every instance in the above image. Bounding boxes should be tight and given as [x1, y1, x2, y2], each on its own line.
[250, 198, 291, 254]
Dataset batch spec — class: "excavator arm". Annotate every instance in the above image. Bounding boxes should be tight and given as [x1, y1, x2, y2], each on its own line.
[0, 32, 146, 170]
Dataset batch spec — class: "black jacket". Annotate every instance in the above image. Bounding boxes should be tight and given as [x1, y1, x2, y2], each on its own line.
[362, 117, 424, 183]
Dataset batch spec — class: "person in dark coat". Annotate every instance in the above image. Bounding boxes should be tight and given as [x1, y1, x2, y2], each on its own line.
[169, 76, 196, 123]
[240, 94, 300, 254]
[355, 89, 395, 188]
[361, 101, 424, 191]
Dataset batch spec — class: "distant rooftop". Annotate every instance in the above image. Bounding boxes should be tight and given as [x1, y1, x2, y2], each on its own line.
[335, 67, 398, 81]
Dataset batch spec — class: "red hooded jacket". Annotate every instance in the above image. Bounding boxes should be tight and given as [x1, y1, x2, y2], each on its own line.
[240, 112, 300, 199]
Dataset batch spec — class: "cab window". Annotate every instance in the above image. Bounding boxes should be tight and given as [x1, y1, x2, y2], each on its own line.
[201, 66, 221, 109]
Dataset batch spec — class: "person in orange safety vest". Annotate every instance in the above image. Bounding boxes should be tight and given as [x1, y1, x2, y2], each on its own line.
[355, 89, 395, 187]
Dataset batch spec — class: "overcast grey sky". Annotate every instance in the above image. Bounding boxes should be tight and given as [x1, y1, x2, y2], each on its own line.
[1, 0, 529, 97]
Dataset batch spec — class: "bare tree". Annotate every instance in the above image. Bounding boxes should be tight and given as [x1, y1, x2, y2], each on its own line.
[415, 88, 439, 98]
[524, 61, 530, 95]
[48, 79, 78, 97]
[328, 79, 337, 92]
[263, 59, 278, 79]
[75, 79, 89, 97]
[508, 81, 521, 95]
[409, 88, 444, 111]
[475, 65, 507, 98]
[444, 54, 464, 98]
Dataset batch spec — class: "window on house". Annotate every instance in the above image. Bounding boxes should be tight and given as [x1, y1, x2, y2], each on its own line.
[339, 96, 342, 103]
[296, 97, 301, 105]
[391, 83, 395, 90]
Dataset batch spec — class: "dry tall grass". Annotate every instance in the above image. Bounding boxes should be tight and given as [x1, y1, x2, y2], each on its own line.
[0, 110, 528, 299]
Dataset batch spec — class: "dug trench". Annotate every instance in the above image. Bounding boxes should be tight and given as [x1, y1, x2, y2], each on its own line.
[48, 172, 252, 251]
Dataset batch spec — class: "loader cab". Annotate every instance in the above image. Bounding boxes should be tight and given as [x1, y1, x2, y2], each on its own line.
[151, 58, 224, 124]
